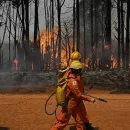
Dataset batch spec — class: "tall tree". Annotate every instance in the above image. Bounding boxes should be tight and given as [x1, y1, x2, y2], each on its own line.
[76, 0, 80, 51]
[121, 0, 125, 69]
[14, 7, 18, 59]
[56, 0, 65, 67]
[22, 0, 30, 71]
[33, 0, 41, 72]
[91, 0, 94, 69]
[9, 1, 11, 66]
[125, 0, 130, 69]
[72, 0, 76, 52]
[105, 0, 111, 68]
[34, 0, 39, 48]
[51, 0, 56, 69]
[83, 0, 86, 63]
[117, 0, 121, 69]
[94, 0, 98, 68]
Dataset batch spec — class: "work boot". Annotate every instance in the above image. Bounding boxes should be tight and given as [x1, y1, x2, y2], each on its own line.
[84, 123, 95, 130]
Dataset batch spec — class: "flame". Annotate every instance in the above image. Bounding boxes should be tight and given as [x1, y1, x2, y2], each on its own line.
[84, 57, 91, 68]
[104, 44, 110, 49]
[34, 28, 75, 68]
[111, 55, 123, 68]
[111, 55, 117, 68]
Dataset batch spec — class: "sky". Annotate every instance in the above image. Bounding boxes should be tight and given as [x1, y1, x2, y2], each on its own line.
[0, 0, 73, 42]
[0, 0, 126, 43]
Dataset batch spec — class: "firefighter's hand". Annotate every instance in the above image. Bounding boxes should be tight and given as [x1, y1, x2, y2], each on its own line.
[90, 98, 96, 103]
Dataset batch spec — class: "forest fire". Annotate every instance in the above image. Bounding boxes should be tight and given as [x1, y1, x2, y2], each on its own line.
[36, 28, 74, 68]
[111, 55, 117, 68]
[31, 29, 129, 70]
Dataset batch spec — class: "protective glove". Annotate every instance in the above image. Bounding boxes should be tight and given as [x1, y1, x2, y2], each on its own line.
[90, 98, 96, 103]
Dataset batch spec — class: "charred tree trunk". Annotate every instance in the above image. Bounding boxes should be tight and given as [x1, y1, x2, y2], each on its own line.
[117, 0, 121, 69]
[33, 0, 41, 72]
[73, 0, 76, 52]
[34, 0, 38, 48]
[51, 0, 56, 69]
[21, 0, 27, 70]
[24, 0, 29, 71]
[121, 0, 125, 69]
[125, 0, 130, 69]
[14, 8, 18, 59]
[105, 0, 111, 69]
[25, 0, 29, 48]
[57, 0, 62, 67]
[83, 0, 86, 63]
[76, 0, 80, 52]
[91, 0, 94, 69]
[101, 2, 105, 70]
[94, 0, 98, 68]
[9, 2, 11, 67]
[51, 0, 55, 69]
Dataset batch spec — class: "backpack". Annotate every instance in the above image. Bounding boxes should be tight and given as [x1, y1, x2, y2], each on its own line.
[56, 67, 70, 106]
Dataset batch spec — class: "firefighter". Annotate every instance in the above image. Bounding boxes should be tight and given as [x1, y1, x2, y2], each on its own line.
[51, 60, 95, 130]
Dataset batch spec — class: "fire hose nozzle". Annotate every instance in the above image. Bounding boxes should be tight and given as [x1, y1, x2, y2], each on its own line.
[85, 94, 107, 103]
[98, 98, 107, 103]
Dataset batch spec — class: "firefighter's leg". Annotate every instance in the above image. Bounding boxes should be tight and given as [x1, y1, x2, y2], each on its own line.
[72, 101, 92, 130]
[51, 109, 71, 130]
[72, 108, 84, 130]
[79, 102, 94, 130]
[79, 101, 90, 123]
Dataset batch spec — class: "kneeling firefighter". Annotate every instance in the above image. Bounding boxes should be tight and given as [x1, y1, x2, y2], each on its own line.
[51, 53, 95, 130]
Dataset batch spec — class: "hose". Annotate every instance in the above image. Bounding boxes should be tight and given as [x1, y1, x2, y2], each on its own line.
[44, 91, 59, 121]
[44, 92, 57, 115]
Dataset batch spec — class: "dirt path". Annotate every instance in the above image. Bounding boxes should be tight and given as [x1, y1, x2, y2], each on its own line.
[0, 90, 130, 130]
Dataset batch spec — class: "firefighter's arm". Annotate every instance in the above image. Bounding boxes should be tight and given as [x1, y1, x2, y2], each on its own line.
[68, 79, 95, 102]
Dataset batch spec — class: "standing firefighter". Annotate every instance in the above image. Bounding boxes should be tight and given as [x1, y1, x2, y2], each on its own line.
[51, 52, 95, 130]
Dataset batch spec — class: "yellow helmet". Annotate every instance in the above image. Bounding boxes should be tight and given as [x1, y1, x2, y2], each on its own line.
[69, 60, 83, 69]
[70, 51, 81, 60]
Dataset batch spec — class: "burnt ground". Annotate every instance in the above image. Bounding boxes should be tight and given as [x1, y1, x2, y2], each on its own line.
[0, 88, 130, 130]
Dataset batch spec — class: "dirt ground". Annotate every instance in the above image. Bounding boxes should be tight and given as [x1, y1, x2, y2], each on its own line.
[0, 89, 130, 130]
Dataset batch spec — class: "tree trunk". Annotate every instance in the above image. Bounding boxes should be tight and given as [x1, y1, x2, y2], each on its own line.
[117, 0, 121, 69]
[14, 8, 18, 59]
[91, 0, 94, 69]
[76, 0, 80, 52]
[51, 0, 56, 69]
[22, 0, 26, 70]
[33, 0, 41, 72]
[121, 0, 125, 69]
[105, 0, 111, 69]
[25, 0, 29, 47]
[57, 0, 61, 66]
[95, 0, 98, 68]
[9, 2, 11, 67]
[83, 0, 86, 63]
[101, 2, 105, 70]
[125, 0, 130, 69]
[34, 0, 38, 48]
[24, 0, 29, 71]
[72, 0, 75, 52]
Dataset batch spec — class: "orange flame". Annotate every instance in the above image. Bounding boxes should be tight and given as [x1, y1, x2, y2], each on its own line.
[111, 55, 117, 68]
[35, 28, 75, 68]
[104, 44, 110, 49]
